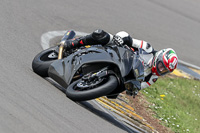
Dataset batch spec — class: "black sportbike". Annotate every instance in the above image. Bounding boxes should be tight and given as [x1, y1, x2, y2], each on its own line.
[32, 30, 145, 101]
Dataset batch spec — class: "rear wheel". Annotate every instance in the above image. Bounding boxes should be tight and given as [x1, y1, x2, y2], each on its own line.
[66, 74, 118, 101]
[32, 46, 59, 77]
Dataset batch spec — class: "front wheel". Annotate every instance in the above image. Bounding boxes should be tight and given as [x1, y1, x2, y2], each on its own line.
[66, 75, 118, 101]
[32, 46, 59, 77]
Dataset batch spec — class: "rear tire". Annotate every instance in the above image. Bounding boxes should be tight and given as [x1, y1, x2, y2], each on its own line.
[32, 46, 58, 77]
[66, 75, 118, 101]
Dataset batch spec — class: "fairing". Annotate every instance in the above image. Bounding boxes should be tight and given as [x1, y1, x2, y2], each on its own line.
[48, 46, 136, 88]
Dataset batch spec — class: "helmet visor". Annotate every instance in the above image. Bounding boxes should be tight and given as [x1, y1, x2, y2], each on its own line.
[157, 61, 169, 76]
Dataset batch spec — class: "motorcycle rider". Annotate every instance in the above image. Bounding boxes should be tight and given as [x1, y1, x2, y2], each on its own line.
[63, 29, 178, 95]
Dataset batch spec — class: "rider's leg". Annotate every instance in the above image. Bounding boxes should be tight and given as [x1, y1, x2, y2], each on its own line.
[64, 29, 111, 51]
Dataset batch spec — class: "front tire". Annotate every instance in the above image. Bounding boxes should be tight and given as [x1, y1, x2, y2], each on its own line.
[66, 75, 118, 101]
[32, 46, 58, 77]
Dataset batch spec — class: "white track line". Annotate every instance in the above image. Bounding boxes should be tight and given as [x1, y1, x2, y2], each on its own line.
[178, 60, 200, 70]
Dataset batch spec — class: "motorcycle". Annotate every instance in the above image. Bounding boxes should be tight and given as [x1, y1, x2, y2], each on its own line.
[32, 30, 145, 101]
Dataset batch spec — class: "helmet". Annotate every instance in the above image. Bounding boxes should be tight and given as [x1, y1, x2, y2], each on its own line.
[152, 48, 178, 76]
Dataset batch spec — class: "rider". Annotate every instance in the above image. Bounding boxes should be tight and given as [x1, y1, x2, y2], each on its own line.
[63, 29, 178, 95]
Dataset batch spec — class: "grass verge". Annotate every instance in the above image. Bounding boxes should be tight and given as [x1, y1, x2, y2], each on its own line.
[141, 77, 200, 132]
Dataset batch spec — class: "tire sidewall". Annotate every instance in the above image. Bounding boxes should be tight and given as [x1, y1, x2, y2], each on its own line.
[32, 46, 58, 77]
[66, 75, 118, 101]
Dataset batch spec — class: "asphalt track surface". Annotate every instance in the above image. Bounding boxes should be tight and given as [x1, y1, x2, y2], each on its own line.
[0, 0, 200, 133]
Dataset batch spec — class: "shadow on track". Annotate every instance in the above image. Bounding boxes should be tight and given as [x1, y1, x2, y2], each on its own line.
[45, 78, 137, 133]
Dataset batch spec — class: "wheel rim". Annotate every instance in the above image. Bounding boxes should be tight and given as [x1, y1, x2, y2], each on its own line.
[74, 75, 105, 91]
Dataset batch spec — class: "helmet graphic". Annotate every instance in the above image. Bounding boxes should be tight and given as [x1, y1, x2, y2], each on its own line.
[152, 48, 178, 76]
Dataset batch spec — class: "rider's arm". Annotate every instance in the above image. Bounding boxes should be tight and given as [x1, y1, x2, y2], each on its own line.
[132, 38, 154, 53]
[64, 29, 112, 51]
[112, 31, 154, 53]
[141, 74, 158, 89]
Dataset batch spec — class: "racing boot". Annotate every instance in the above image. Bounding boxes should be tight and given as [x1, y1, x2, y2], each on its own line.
[64, 29, 111, 51]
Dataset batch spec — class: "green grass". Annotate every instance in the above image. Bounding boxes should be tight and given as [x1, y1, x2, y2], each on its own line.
[141, 77, 200, 133]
